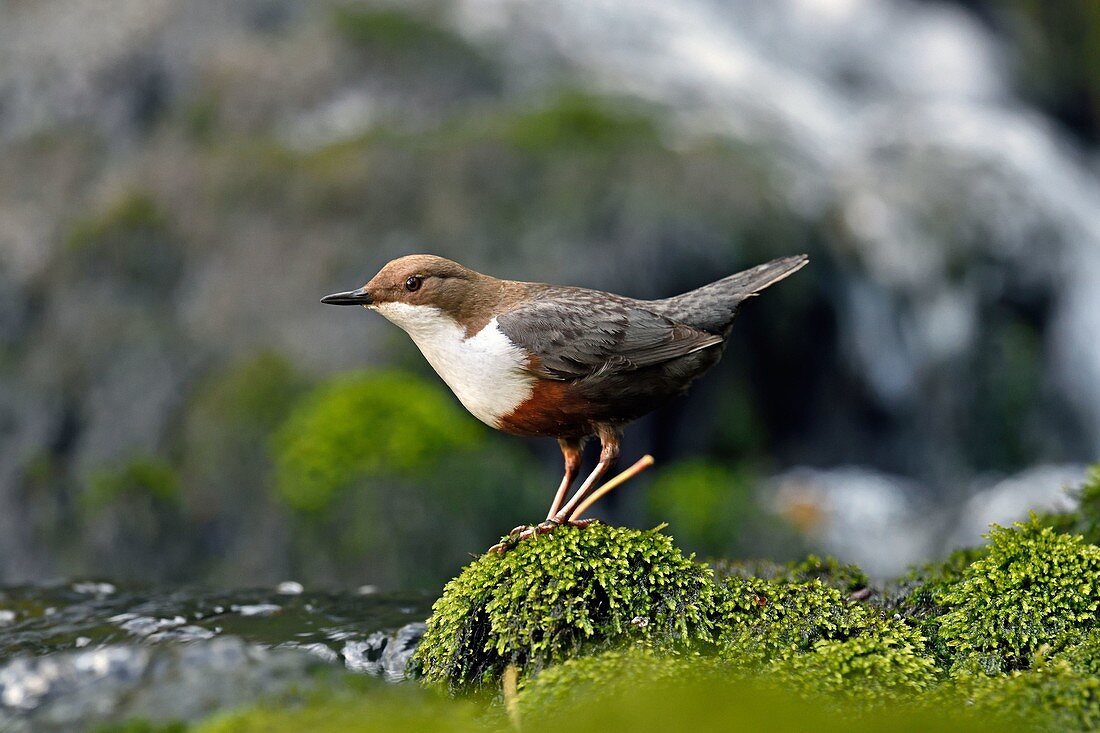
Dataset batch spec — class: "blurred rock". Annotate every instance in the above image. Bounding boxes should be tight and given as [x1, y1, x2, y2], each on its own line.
[768, 466, 937, 577]
[951, 464, 1090, 547]
[341, 621, 426, 680]
[0, 637, 322, 732]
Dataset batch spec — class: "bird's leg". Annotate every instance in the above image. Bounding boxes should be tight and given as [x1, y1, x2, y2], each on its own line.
[546, 437, 584, 520]
[490, 428, 617, 554]
[508, 438, 584, 536]
[551, 426, 620, 524]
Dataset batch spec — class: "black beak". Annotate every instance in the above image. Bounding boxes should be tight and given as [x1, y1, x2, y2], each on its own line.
[320, 287, 373, 306]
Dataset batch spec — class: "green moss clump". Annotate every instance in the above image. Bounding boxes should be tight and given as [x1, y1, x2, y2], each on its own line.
[272, 371, 482, 512]
[786, 555, 869, 593]
[1053, 629, 1100, 676]
[935, 518, 1100, 674]
[952, 658, 1100, 733]
[713, 555, 869, 594]
[412, 524, 717, 689]
[715, 576, 898, 663]
[767, 631, 937, 703]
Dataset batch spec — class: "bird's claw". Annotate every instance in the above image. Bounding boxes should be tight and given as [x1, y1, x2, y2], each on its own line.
[488, 518, 598, 554]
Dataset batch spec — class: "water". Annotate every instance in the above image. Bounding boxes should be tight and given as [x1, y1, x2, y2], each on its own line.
[0, 582, 430, 731]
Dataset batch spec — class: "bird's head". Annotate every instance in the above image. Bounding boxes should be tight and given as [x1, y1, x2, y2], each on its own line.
[322, 255, 499, 335]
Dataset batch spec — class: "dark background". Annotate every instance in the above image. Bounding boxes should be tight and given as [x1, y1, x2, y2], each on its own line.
[1, 0, 1098, 588]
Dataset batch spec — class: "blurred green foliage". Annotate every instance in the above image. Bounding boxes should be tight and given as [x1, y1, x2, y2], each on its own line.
[970, 321, 1043, 470]
[65, 192, 183, 295]
[501, 93, 661, 154]
[414, 523, 717, 689]
[515, 646, 723, 716]
[67, 193, 167, 251]
[333, 7, 472, 56]
[331, 6, 498, 89]
[273, 371, 483, 513]
[84, 456, 181, 511]
[193, 669, 1010, 733]
[646, 459, 758, 556]
[196, 680, 494, 733]
[190, 353, 310, 436]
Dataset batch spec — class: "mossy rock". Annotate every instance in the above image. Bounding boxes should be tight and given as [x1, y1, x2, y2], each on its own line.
[412, 524, 717, 689]
[935, 518, 1100, 674]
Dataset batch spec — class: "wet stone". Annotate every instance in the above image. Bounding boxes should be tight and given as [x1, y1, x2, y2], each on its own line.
[0, 584, 431, 731]
[341, 622, 426, 679]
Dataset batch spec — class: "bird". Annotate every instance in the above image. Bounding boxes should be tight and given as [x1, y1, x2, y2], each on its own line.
[322, 253, 808, 545]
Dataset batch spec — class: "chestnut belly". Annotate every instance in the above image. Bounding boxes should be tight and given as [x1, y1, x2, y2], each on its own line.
[497, 349, 722, 438]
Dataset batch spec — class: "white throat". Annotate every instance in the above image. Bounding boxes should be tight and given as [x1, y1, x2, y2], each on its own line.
[373, 302, 534, 428]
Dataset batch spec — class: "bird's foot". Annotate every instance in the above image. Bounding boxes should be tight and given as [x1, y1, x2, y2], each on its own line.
[489, 518, 597, 554]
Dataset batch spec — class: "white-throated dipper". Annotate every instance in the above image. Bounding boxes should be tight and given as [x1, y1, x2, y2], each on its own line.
[322, 254, 807, 545]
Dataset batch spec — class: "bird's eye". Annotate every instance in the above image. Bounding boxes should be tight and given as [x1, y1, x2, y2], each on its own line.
[404, 276, 422, 292]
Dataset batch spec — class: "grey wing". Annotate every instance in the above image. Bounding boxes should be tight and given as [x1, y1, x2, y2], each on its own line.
[496, 290, 724, 382]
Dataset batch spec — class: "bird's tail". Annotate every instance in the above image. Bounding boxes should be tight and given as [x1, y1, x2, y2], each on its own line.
[649, 254, 809, 333]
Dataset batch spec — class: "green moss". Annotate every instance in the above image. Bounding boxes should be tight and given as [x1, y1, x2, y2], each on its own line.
[713, 555, 868, 594]
[767, 631, 937, 703]
[195, 681, 491, 733]
[272, 371, 482, 512]
[521, 673, 1002, 733]
[1053, 629, 1100, 676]
[84, 456, 180, 511]
[882, 545, 989, 623]
[953, 658, 1100, 733]
[412, 523, 717, 689]
[935, 518, 1100, 674]
[785, 555, 870, 593]
[716, 576, 888, 659]
[517, 646, 723, 717]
